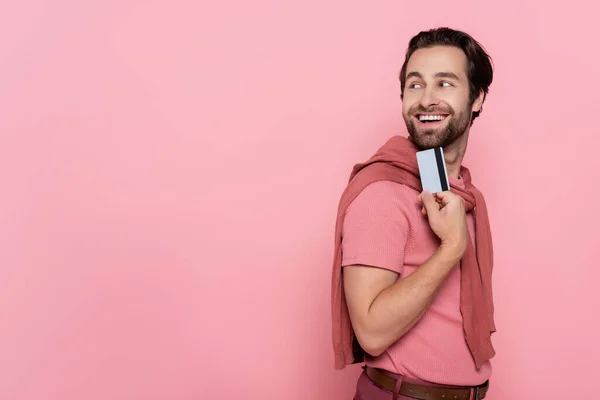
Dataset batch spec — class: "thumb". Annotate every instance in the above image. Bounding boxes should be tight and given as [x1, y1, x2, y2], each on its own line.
[420, 191, 440, 216]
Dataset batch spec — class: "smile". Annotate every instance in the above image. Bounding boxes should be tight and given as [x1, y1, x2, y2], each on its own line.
[417, 114, 448, 123]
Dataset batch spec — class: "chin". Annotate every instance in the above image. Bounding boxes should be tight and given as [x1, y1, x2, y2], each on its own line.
[409, 133, 447, 150]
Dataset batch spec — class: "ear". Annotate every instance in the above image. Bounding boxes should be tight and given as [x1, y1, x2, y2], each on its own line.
[471, 89, 485, 113]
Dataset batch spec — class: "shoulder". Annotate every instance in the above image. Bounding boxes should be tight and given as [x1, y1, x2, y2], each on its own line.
[347, 180, 419, 218]
[341, 181, 419, 271]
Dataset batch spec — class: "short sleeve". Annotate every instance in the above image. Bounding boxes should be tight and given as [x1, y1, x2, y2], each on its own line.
[341, 180, 413, 275]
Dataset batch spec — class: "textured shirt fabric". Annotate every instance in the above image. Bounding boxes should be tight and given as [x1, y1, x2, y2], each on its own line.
[341, 178, 492, 386]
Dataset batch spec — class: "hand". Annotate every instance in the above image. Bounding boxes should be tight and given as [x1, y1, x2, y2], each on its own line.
[417, 190, 469, 259]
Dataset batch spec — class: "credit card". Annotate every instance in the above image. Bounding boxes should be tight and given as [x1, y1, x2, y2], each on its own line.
[416, 147, 450, 194]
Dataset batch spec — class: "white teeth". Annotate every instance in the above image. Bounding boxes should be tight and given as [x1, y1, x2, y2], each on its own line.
[419, 115, 445, 121]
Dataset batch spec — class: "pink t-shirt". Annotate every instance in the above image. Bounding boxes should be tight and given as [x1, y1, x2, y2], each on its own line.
[341, 178, 492, 386]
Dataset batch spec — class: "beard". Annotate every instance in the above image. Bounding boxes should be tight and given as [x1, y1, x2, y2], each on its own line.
[404, 103, 472, 150]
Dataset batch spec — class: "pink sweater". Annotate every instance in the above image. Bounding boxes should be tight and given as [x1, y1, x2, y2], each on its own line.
[341, 179, 492, 386]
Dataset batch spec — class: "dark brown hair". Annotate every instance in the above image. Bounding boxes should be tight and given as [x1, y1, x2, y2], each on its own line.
[399, 27, 494, 123]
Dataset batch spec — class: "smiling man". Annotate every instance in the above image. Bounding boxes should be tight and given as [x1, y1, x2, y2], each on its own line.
[330, 28, 496, 400]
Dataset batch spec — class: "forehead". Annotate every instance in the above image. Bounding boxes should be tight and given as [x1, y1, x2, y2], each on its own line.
[406, 46, 468, 79]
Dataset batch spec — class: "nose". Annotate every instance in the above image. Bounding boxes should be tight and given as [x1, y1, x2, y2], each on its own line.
[419, 87, 440, 109]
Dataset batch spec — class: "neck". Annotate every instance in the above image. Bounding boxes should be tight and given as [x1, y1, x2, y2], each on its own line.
[442, 130, 470, 179]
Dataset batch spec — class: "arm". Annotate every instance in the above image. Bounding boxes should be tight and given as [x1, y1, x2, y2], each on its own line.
[343, 243, 463, 357]
[343, 190, 468, 357]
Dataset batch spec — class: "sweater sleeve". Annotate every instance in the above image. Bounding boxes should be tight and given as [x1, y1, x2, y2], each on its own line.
[340, 180, 413, 275]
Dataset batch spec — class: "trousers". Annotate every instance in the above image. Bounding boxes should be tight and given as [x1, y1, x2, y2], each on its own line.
[353, 369, 478, 400]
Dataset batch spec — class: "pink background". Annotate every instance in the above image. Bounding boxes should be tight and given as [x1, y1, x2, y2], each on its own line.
[1, 1, 599, 399]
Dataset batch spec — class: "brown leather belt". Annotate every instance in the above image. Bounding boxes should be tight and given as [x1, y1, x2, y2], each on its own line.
[365, 367, 489, 400]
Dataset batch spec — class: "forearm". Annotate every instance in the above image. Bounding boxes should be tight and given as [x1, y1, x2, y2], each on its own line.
[360, 244, 462, 355]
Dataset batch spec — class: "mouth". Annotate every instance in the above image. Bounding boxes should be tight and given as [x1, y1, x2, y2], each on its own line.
[414, 114, 449, 127]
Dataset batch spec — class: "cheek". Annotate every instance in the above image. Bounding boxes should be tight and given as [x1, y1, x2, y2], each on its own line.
[402, 90, 416, 110]
[443, 91, 470, 110]
[401, 100, 415, 115]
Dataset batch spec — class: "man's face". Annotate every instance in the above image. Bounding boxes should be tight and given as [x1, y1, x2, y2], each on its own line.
[401, 46, 481, 150]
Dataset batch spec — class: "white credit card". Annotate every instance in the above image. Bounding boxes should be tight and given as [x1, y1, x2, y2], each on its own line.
[416, 147, 450, 194]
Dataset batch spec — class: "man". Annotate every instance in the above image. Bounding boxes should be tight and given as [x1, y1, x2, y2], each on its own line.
[330, 27, 496, 400]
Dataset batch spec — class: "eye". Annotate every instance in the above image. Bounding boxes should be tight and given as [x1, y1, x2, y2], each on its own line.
[409, 83, 423, 89]
[440, 81, 452, 87]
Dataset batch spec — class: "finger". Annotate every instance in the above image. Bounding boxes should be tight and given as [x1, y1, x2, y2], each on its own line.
[433, 190, 457, 206]
[417, 194, 428, 215]
[420, 191, 439, 216]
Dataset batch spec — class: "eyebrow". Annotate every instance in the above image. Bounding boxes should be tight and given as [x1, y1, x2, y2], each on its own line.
[406, 71, 460, 80]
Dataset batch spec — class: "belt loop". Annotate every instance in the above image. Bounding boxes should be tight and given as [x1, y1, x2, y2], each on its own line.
[391, 373, 404, 400]
[474, 386, 480, 400]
